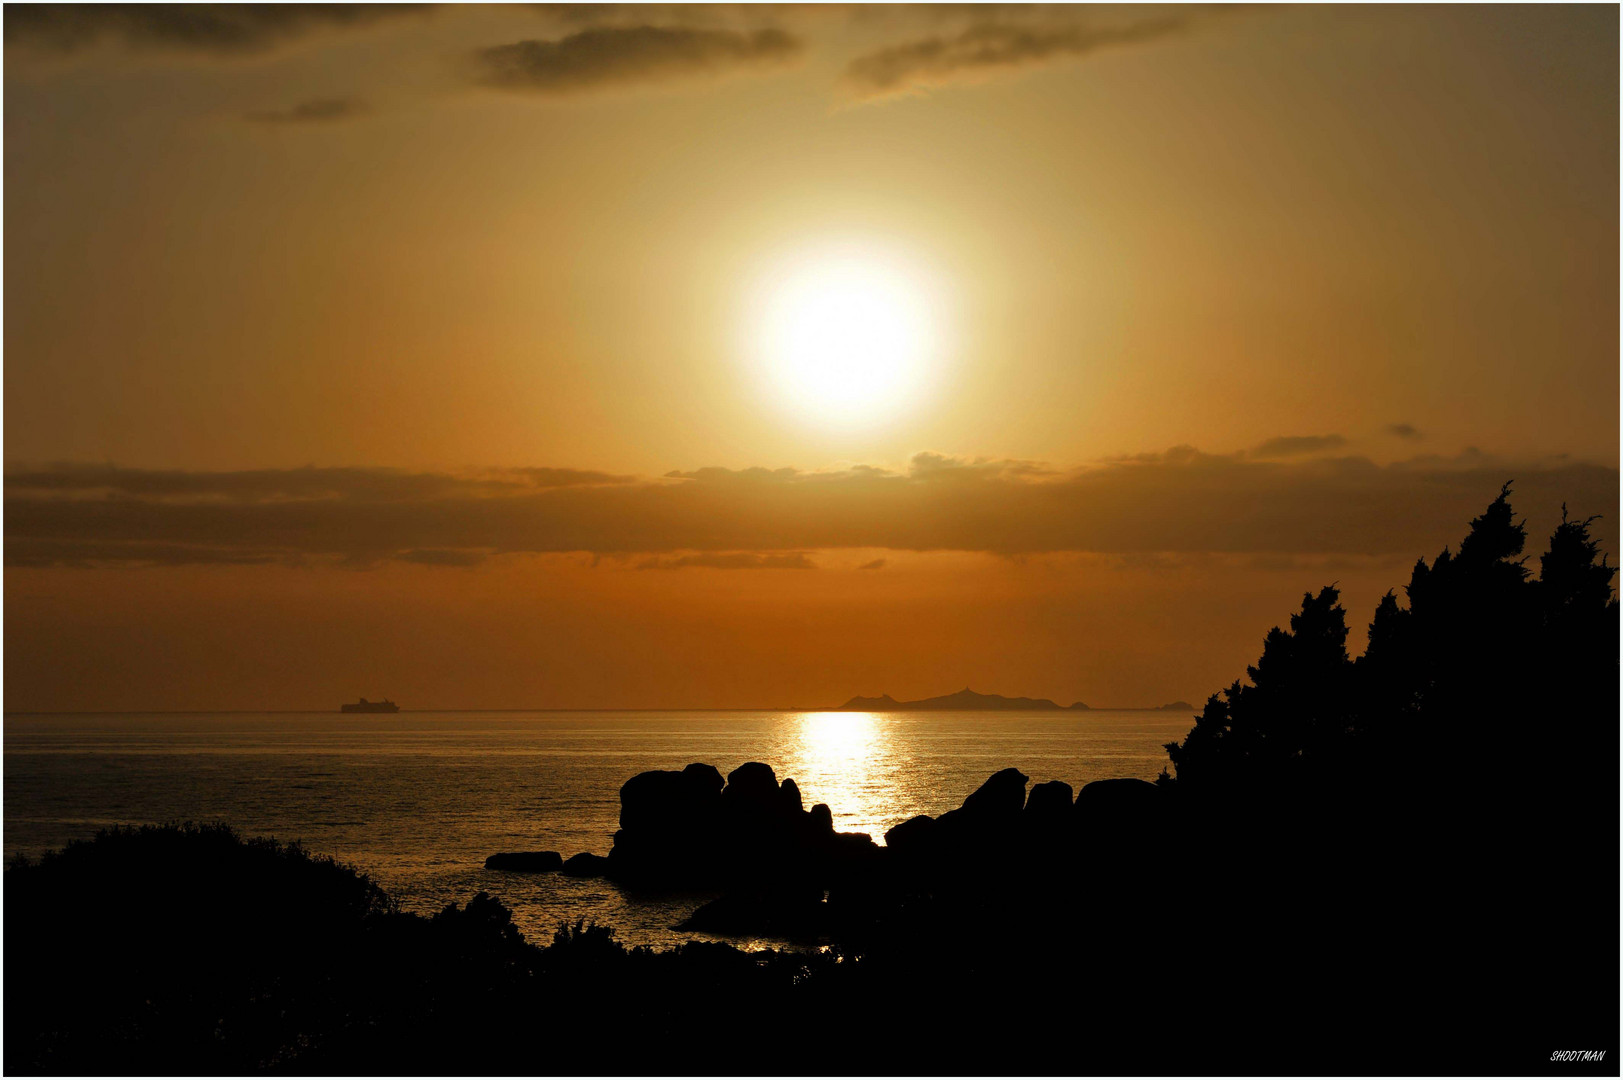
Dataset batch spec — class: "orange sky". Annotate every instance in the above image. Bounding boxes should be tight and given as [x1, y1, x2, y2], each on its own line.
[5, 4, 1618, 710]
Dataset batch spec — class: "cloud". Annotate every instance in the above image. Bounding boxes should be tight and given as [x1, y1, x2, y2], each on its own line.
[6, 450, 1615, 569]
[1387, 423, 1425, 441]
[842, 12, 1193, 100]
[397, 548, 488, 568]
[4, 4, 432, 56]
[1251, 434, 1348, 459]
[635, 552, 818, 571]
[527, 5, 808, 29]
[470, 24, 802, 95]
[245, 98, 365, 125]
[3, 463, 632, 500]
[858, 558, 888, 571]
[906, 452, 1056, 480]
[2, 539, 285, 569]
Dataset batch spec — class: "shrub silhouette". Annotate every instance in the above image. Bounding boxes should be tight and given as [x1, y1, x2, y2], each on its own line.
[5, 824, 860, 1074]
[6, 823, 401, 1073]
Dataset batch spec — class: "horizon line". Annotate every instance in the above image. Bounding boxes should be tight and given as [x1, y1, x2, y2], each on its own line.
[4, 704, 1198, 716]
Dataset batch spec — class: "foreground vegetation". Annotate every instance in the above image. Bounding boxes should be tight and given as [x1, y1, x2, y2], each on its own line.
[7, 488, 1616, 1075]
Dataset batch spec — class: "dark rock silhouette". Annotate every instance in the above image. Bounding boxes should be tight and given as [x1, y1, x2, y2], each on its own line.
[560, 852, 610, 877]
[722, 760, 782, 814]
[955, 766, 1028, 818]
[1074, 777, 1157, 815]
[883, 813, 937, 854]
[618, 765, 721, 836]
[1024, 779, 1074, 820]
[483, 851, 562, 872]
[552, 759, 880, 899]
[604, 762, 726, 885]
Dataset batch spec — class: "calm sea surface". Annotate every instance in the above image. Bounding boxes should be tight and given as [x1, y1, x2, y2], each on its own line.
[4, 709, 1195, 949]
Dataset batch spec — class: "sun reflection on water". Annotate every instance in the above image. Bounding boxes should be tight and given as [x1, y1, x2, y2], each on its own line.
[800, 711, 879, 763]
[782, 712, 902, 843]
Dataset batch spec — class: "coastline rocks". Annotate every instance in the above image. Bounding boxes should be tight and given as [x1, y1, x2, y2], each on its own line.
[605, 761, 871, 891]
[722, 761, 781, 810]
[1075, 778, 1165, 856]
[590, 760, 1182, 948]
[484, 851, 562, 873]
[884, 814, 937, 855]
[1024, 781, 1074, 821]
[1075, 777, 1159, 818]
[561, 852, 612, 877]
[599, 760, 1173, 940]
[948, 767, 1029, 823]
[608, 762, 730, 886]
[936, 768, 1029, 851]
[619, 766, 723, 835]
[682, 761, 725, 793]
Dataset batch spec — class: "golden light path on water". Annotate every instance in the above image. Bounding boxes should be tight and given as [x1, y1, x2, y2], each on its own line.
[780, 712, 911, 842]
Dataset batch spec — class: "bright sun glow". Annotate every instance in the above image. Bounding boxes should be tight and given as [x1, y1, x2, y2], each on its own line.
[746, 243, 944, 427]
[797, 710, 880, 765]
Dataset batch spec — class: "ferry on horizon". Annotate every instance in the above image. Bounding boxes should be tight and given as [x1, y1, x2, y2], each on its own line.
[340, 698, 399, 714]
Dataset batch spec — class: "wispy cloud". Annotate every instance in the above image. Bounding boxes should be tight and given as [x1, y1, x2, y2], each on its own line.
[397, 547, 488, 568]
[1386, 423, 1425, 441]
[7, 448, 1614, 569]
[635, 552, 818, 571]
[842, 12, 1194, 101]
[1251, 434, 1348, 459]
[4, 464, 633, 500]
[245, 97, 365, 125]
[4, 4, 433, 56]
[470, 24, 802, 95]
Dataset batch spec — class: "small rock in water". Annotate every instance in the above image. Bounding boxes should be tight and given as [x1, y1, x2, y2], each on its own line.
[484, 851, 563, 872]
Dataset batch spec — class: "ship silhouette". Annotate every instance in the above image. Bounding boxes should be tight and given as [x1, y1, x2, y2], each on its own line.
[340, 697, 399, 714]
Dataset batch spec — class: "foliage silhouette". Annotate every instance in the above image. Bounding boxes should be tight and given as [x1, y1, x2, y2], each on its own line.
[1165, 484, 1618, 794]
[1155, 485, 1618, 1068]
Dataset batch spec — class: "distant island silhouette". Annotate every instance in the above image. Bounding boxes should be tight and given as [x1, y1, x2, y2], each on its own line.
[832, 688, 1082, 710]
[829, 687, 1194, 712]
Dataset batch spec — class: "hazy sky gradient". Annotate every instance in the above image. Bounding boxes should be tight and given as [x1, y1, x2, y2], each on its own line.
[6, 4, 1617, 710]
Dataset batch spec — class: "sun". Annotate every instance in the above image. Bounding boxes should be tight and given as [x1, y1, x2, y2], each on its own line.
[744, 241, 945, 427]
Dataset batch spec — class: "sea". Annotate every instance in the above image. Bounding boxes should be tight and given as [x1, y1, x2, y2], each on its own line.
[4, 709, 1196, 950]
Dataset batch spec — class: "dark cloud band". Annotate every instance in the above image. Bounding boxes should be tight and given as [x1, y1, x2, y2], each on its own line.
[843, 13, 1192, 99]
[4, 4, 432, 56]
[471, 24, 802, 95]
[6, 450, 1614, 569]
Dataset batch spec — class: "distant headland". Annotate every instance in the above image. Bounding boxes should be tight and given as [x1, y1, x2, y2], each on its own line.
[827, 687, 1194, 712]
